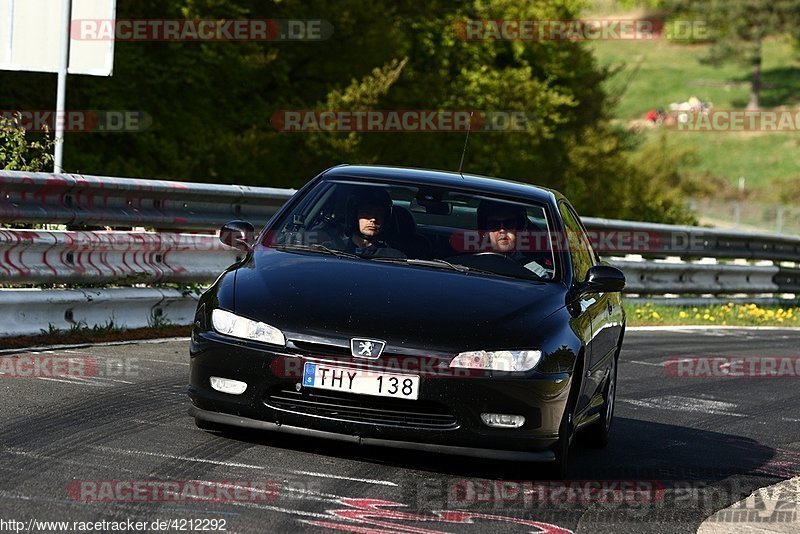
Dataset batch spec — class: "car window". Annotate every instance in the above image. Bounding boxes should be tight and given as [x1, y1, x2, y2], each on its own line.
[558, 201, 596, 282]
[264, 179, 558, 282]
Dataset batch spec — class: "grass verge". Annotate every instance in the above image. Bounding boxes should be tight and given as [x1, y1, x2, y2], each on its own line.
[625, 301, 800, 327]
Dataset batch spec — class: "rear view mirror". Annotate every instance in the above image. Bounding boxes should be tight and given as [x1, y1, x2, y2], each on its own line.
[220, 220, 255, 251]
[410, 189, 452, 215]
[582, 265, 626, 293]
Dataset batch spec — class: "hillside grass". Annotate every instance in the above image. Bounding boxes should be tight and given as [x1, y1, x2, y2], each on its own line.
[587, 18, 800, 202]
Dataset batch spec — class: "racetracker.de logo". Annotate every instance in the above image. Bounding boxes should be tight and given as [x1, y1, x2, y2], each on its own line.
[447, 229, 662, 254]
[670, 110, 800, 132]
[449, 480, 666, 506]
[71, 19, 333, 41]
[665, 357, 800, 378]
[0, 356, 140, 379]
[454, 19, 710, 41]
[0, 110, 151, 133]
[67, 480, 280, 502]
[271, 355, 490, 379]
[270, 110, 534, 132]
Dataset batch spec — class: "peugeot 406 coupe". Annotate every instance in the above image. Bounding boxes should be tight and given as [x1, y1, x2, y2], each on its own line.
[188, 165, 625, 475]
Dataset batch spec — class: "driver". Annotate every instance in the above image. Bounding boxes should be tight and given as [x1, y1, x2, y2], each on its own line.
[325, 187, 406, 258]
[476, 200, 553, 278]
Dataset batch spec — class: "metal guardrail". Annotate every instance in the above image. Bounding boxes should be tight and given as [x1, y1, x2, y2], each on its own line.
[0, 170, 293, 230]
[585, 218, 800, 263]
[0, 288, 199, 337]
[2, 228, 796, 293]
[608, 260, 789, 295]
[1, 170, 798, 338]
[0, 229, 239, 284]
[3, 170, 798, 259]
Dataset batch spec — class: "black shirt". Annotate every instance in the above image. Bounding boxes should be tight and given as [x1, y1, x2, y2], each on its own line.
[324, 236, 407, 259]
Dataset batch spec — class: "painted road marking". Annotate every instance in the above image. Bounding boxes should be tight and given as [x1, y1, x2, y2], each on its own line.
[92, 446, 268, 470]
[619, 396, 747, 417]
[697, 476, 799, 534]
[289, 470, 397, 487]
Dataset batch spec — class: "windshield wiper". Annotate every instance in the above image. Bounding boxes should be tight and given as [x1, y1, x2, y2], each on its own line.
[374, 257, 542, 279]
[273, 243, 361, 259]
[372, 257, 485, 273]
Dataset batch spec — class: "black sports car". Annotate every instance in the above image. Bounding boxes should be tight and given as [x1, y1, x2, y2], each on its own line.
[188, 165, 626, 475]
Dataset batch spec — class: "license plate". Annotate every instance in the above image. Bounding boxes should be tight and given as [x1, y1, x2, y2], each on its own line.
[302, 362, 419, 400]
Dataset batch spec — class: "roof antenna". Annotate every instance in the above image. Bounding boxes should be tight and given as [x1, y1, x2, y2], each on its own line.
[457, 111, 474, 179]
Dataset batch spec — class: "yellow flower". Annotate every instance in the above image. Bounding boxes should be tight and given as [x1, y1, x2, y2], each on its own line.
[695, 313, 701, 319]
[679, 311, 688, 318]
[652, 311, 661, 319]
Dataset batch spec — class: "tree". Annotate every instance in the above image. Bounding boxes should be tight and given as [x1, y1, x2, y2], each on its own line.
[0, 115, 54, 171]
[0, 0, 699, 223]
[669, 0, 800, 109]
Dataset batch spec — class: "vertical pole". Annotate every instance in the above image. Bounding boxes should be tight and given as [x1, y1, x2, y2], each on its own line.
[735, 176, 745, 227]
[53, 0, 72, 173]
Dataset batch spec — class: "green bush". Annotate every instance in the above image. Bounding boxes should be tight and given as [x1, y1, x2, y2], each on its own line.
[0, 115, 55, 172]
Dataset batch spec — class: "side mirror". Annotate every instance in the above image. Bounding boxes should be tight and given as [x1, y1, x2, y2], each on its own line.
[219, 220, 255, 251]
[581, 265, 626, 293]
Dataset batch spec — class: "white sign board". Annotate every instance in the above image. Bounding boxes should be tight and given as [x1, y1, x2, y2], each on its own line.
[0, 0, 115, 76]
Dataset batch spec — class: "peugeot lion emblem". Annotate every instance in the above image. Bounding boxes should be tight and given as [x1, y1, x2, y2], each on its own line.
[351, 338, 386, 359]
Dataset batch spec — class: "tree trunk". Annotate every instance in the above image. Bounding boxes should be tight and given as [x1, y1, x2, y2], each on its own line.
[747, 40, 762, 110]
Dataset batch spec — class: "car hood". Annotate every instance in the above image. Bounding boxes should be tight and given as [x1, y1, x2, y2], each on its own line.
[232, 248, 568, 353]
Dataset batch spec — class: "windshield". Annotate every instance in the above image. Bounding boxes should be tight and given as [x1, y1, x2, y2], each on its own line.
[264, 179, 558, 281]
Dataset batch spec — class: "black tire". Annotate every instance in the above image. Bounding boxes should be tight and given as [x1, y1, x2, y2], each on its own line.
[549, 404, 573, 479]
[583, 353, 617, 449]
[547, 364, 581, 479]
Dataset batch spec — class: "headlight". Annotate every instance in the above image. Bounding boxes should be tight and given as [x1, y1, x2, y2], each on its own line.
[211, 309, 286, 346]
[449, 350, 541, 372]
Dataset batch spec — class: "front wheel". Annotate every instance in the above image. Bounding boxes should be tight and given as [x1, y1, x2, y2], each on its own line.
[546, 373, 579, 479]
[583, 354, 617, 449]
[550, 406, 573, 479]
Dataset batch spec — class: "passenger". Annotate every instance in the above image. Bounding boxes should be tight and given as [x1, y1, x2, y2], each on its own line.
[476, 200, 553, 278]
[325, 187, 406, 258]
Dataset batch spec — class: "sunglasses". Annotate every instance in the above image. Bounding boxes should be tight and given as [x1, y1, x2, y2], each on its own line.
[486, 217, 518, 231]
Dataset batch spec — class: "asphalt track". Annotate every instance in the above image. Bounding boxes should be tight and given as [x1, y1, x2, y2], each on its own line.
[0, 328, 798, 533]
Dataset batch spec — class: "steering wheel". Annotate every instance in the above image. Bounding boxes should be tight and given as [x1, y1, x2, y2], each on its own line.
[463, 251, 545, 279]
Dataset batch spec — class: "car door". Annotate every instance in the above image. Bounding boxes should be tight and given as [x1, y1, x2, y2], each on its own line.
[563, 202, 621, 405]
[558, 201, 606, 413]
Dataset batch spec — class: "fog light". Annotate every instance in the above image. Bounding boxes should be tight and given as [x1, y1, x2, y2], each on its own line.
[481, 413, 525, 428]
[210, 376, 247, 395]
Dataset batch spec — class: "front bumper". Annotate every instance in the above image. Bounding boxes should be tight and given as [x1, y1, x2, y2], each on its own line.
[189, 406, 555, 462]
[189, 331, 572, 462]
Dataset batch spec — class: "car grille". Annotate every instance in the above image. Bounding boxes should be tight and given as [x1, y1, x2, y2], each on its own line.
[265, 387, 459, 430]
[289, 340, 351, 358]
